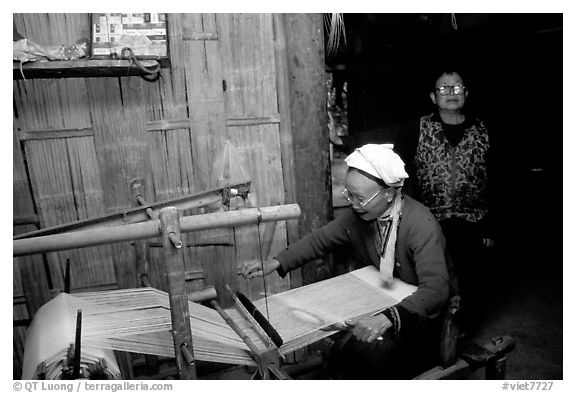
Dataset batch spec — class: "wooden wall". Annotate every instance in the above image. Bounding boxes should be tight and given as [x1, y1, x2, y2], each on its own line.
[13, 13, 330, 378]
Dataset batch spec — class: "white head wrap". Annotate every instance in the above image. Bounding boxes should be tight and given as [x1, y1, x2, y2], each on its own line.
[344, 144, 408, 187]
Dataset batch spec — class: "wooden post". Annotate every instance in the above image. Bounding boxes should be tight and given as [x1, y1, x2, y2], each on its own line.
[131, 179, 151, 285]
[273, 14, 302, 290]
[159, 207, 197, 380]
[282, 13, 333, 284]
[72, 310, 82, 379]
[130, 179, 159, 377]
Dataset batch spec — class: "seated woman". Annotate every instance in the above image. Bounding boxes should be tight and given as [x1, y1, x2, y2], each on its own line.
[241, 144, 453, 379]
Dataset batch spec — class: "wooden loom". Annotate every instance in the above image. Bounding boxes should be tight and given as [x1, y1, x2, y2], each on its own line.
[21, 266, 416, 379]
[14, 180, 292, 378]
[15, 174, 421, 379]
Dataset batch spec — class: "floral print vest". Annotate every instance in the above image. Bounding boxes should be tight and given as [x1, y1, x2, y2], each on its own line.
[414, 113, 489, 223]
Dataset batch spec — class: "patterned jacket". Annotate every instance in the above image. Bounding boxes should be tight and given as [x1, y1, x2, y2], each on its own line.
[414, 113, 490, 223]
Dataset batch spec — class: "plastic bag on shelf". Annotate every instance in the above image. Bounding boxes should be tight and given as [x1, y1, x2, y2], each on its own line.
[13, 37, 90, 64]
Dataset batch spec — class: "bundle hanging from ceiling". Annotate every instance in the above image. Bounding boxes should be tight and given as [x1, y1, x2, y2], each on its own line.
[324, 13, 347, 56]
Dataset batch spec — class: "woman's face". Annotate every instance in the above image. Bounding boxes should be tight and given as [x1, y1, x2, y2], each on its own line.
[344, 169, 394, 221]
[430, 72, 468, 112]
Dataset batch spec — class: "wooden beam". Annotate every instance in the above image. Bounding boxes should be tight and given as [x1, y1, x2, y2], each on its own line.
[18, 128, 94, 141]
[146, 117, 283, 131]
[414, 336, 516, 380]
[13, 214, 40, 226]
[14, 180, 251, 240]
[13, 59, 166, 79]
[159, 207, 197, 379]
[146, 119, 190, 131]
[226, 117, 281, 126]
[13, 204, 301, 256]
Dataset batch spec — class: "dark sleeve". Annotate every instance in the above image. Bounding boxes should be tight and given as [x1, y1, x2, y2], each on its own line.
[387, 215, 450, 331]
[274, 210, 354, 277]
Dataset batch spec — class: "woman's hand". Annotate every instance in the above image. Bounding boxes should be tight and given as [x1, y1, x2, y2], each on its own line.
[345, 314, 392, 343]
[240, 259, 280, 279]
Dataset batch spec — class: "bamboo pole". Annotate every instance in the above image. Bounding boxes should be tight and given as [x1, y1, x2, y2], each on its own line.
[14, 180, 251, 240]
[209, 300, 261, 356]
[13, 204, 301, 257]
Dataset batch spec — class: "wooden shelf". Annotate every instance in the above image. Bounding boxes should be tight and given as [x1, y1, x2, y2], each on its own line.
[13, 59, 167, 79]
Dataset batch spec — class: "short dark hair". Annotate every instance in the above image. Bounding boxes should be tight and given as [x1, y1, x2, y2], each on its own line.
[428, 65, 468, 91]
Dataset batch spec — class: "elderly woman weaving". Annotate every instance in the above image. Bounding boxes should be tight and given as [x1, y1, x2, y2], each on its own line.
[241, 144, 451, 379]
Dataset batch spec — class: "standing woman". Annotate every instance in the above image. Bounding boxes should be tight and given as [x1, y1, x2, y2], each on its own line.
[416, 71, 493, 332]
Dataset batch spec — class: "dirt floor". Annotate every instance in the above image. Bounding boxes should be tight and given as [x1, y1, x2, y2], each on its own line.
[449, 256, 562, 380]
[462, 242, 563, 380]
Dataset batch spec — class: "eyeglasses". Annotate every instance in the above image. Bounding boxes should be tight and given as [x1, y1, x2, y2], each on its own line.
[435, 84, 466, 96]
[341, 187, 386, 208]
